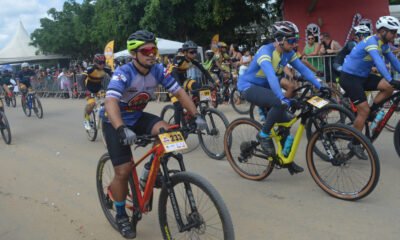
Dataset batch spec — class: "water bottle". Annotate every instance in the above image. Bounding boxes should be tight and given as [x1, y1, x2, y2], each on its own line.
[282, 135, 294, 157]
[370, 110, 385, 132]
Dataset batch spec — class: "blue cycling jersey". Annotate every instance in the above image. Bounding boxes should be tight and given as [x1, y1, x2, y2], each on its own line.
[237, 43, 320, 100]
[342, 35, 400, 81]
[103, 62, 181, 126]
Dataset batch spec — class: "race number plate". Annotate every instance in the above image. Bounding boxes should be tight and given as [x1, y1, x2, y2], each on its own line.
[307, 96, 329, 108]
[199, 89, 211, 101]
[158, 131, 188, 153]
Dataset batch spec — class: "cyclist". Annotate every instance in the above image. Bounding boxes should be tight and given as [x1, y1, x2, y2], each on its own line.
[237, 21, 327, 174]
[102, 30, 206, 239]
[17, 62, 35, 95]
[166, 40, 215, 124]
[333, 25, 371, 74]
[0, 70, 13, 99]
[82, 54, 112, 130]
[340, 16, 400, 159]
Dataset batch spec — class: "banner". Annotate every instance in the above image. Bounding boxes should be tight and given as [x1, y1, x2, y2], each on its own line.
[211, 34, 219, 52]
[104, 40, 114, 71]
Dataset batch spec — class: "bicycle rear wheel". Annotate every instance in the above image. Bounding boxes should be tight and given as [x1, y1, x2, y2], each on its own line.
[158, 172, 234, 240]
[394, 122, 400, 157]
[224, 118, 274, 181]
[306, 123, 380, 201]
[160, 104, 200, 154]
[33, 96, 43, 119]
[11, 95, 16, 108]
[230, 87, 250, 114]
[306, 104, 355, 161]
[86, 111, 97, 141]
[96, 154, 135, 230]
[0, 111, 11, 144]
[198, 108, 229, 160]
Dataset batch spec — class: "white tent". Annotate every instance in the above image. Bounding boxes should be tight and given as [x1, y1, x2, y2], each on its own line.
[0, 21, 68, 64]
[114, 38, 203, 61]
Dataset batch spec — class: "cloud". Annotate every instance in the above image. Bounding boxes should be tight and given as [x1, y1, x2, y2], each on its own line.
[0, 0, 82, 50]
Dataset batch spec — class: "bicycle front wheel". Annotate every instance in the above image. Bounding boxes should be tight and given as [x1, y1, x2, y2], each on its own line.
[21, 96, 31, 117]
[11, 94, 16, 108]
[86, 111, 97, 141]
[33, 96, 43, 119]
[224, 118, 274, 181]
[0, 111, 11, 144]
[198, 108, 229, 160]
[306, 123, 380, 201]
[230, 87, 250, 114]
[158, 172, 234, 240]
[160, 104, 199, 154]
[393, 121, 400, 157]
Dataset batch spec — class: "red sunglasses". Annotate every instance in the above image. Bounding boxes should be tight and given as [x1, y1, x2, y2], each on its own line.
[138, 46, 158, 56]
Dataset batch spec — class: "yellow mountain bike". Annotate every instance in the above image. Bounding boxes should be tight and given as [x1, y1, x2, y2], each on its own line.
[224, 85, 380, 201]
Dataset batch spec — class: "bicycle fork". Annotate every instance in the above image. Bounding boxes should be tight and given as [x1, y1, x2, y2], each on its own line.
[161, 153, 202, 232]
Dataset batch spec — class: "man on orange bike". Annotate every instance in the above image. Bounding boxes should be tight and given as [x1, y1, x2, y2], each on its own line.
[102, 30, 206, 238]
[82, 54, 113, 130]
[339, 16, 400, 159]
[166, 40, 215, 124]
[0, 70, 14, 99]
[237, 21, 328, 174]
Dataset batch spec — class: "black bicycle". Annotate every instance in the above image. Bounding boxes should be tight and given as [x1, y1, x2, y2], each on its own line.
[0, 99, 11, 144]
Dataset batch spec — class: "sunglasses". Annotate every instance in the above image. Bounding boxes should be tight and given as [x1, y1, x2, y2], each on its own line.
[308, 37, 314, 40]
[390, 29, 398, 35]
[188, 50, 197, 54]
[286, 37, 299, 45]
[138, 46, 158, 56]
[97, 61, 105, 65]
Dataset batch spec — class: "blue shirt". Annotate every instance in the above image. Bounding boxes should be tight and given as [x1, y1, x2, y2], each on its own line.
[103, 62, 181, 126]
[342, 35, 400, 81]
[237, 43, 321, 100]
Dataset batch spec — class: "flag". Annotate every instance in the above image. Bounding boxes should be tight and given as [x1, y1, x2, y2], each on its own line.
[104, 40, 114, 71]
[211, 34, 219, 52]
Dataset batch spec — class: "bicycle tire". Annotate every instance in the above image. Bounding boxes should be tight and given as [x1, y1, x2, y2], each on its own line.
[33, 96, 43, 119]
[158, 171, 235, 240]
[230, 87, 250, 114]
[99, 119, 107, 148]
[21, 96, 31, 117]
[160, 104, 200, 154]
[306, 123, 380, 201]
[224, 118, 274, 181]
[96, 153, 135, 231]
[5, 96, 10, 107]
[86, 111, 97, 141]
[198, 108, 229, 160]
[394, 121, 400, 157]
[305, 104, 355, 161]
[0, 111, 12, 144]
[11, 95, 16, 108]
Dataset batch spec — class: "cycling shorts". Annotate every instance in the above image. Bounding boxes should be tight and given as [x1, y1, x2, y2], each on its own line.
[339, 71, 382, 105]
[103, 112, 162, 166]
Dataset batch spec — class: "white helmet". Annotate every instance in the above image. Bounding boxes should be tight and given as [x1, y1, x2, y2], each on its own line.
[353, 25, 370, 35]
[21, 62, 29, 68]
[376, 16, 400, 31]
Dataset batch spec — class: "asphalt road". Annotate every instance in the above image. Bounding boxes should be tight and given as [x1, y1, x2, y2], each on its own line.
[0, 97, 399, 240]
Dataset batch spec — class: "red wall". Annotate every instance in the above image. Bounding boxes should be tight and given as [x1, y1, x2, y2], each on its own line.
[283, 0, 389, 50]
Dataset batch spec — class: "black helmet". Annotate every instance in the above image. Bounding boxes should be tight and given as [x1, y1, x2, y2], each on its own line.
[272, 21, 299, 40]
[182, 40, 198, 51]
[205, 50, 214, 59]
[127, 30, 157, 51]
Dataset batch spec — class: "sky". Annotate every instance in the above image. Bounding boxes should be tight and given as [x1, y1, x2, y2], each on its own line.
[0, 0, 83, 50]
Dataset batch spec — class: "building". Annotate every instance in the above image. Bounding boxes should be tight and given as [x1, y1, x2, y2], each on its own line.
[282, 0, 390, 49]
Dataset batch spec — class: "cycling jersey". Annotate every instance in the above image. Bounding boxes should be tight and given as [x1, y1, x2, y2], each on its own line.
[237, 43, 321, 100]
[166, 56, 214, 85]
[334, 41, 357, 66]
[83, 65, 112, 84]
[17, 69, 35, 85]
[0, 74, 12, 86]
[104, 62, 181, 126]
[342, 35, 400, 81]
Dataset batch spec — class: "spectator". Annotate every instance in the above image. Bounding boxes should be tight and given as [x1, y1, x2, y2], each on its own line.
[58, 68, 73, 99]
[319, 32, 342, 83]
[239, 49, 252, 76]
[302, 33, 323, 73]
[229, 43, 242, 70]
